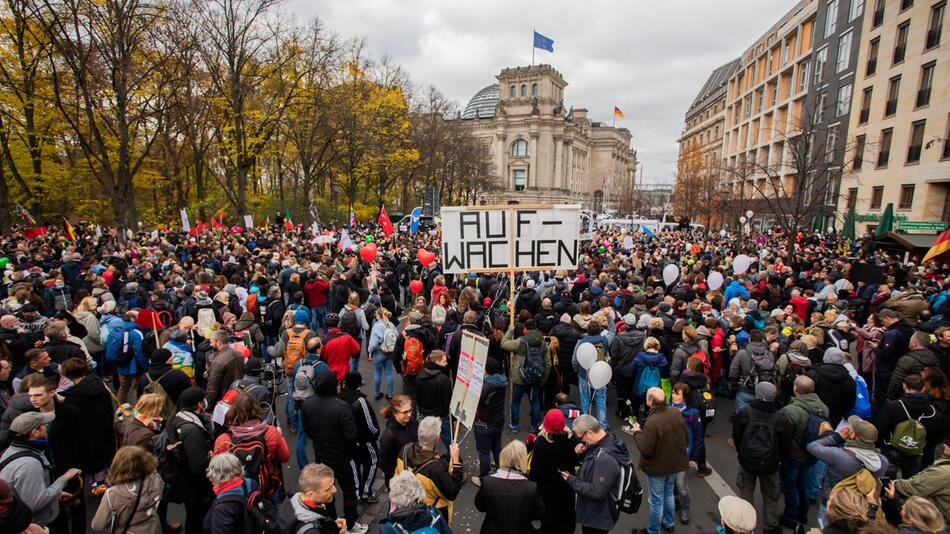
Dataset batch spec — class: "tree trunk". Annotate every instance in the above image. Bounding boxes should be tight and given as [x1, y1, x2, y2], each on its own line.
[0, 163, 10, 234]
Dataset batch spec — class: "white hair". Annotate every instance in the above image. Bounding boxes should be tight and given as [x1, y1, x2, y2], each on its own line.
[417, 416, 442, 449]
[388, 471, 426, 508]
[206, 452, 244, 484]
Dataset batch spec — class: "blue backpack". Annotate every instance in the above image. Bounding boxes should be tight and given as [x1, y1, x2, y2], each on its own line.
[636, 363, 661, 397]
[850, 377, 872, 420]
[385, 507, 442, 534]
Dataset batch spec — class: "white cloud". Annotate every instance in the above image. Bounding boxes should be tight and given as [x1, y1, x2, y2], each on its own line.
[286, 0, 793, 184]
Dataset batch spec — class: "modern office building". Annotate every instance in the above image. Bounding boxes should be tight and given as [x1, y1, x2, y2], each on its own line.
[459, 64, 638, 211]
[838, 0, 949, 235]
[678, 59, 741, 173]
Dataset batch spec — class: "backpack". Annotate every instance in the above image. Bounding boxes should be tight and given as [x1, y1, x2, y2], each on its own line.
[888, 400, 930, 457]
[850, 376, 872, 420]
[779, 360, 808, 401]
[382, 323, 398, 353]
[519, 338, 546, 386]
[228, 429, 283, 498]
[143, 370, 177, 420]
[214, 479, 280, 534]
[293, 359, 328, 407]
[388, 507, 442, 534]
[154, 421, 198, 504]
[593, 447, 643, 515]
[828, 467, 886, 523]
[738, 413, 779, 474]
[107, 329, 136, 367]
[339, 308, 360, 338]
[742, 354, 774, 389]
[441, 328, 456, 356]
[403, 336, 425, 376]
[796, 408, 830, 462]
[283, 329, 310, 376]
[691, 387, 717, 422]
[690, 350, 711, 377]
[636, 362, 661, 397]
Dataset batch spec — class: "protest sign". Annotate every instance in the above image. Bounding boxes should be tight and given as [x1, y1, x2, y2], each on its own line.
[440, 204, 581, 274]
[450, 329, 489, 430]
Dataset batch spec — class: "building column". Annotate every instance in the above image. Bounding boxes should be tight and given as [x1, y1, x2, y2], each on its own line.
[553, 136, 563, 192]
[529, 132, 539, 189]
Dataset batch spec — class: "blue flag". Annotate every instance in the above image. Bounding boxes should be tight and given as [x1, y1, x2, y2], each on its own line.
[410, 207, 422, 234]
[533, 31, 554, 52]
[641, 225, 657, 240]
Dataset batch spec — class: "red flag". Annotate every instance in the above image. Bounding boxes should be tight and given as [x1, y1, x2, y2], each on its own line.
[63, 219, 77, 241]
[923, 228, 950, 263]
[211, 214, 225, 230]
[24, 226, 48, 239]
[378, 205, 394, 237]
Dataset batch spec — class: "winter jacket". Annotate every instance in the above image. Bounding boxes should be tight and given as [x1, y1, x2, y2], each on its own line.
[379, 417, 418, 481]
[566, 432, 630, 531]
[379, 504, 452, 534]
[723, 280, 751, 306]
[728, 341, 775, 391]
[806, 433, 889, 494]
[447, 323, 481, 374]
[475, 469, 545, 534]
[475, 373, 508, 427]
[610, 328, 645, 378]
[806, 363, 857, 427]
[515, 287, 541, 316]
[301, 368, 358, 463]
[626, 351, 670, 398]
[276, 493, 340, 534]
[75, 310, 103, 354]
[43, 338, 85, 364]
[528, 431, 579, 533]
[262, 299, 285, 337]
[633, 402, 690, 476]
[395, 442, 464, 521]
[90, 471, 163, 534]
[416, 362, 452, 418]
[672, 401, 704, 462]
[550, 321, 582, 371]
[876, 320, 915, 372]
[894, 458, 950, 522]
[204, 346, 245, 408]
[60, 374, 116, 473]
[776, 393, 830, 460]
[874, 392, 945, 453]
[338, 388, 381, 443]
[136, 362, 191, 406]
[105, 321, 149, 376]
[203, 478, 256, 534]
[889, 349, 940, 400]
[0, 440, 68, 526]
[167, 410, 213, 502]
[0, 326, 40, 369]
[303, 278, 330, 308]
[368, 319, 397, 362]
[320, 328, 361, 380]
[213, 419, 290, 466]
[502, 329, 552, 387]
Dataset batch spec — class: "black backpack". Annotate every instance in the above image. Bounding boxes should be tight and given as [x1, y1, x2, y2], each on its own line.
[213, 479, 280, 534]
[594, 448, 643, 514]
[339, 308, 360, 338]
[154, 421, 198, 504]
[738, 411, 779, 474]
[519, 338, 546, 385]
[779, 360, 808, 401]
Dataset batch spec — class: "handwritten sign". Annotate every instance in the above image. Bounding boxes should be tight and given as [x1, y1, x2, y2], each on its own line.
[450, 329, 489, 429]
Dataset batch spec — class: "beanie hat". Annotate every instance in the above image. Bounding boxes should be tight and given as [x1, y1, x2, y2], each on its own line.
[542, 409, 566, 434]
[755, 381, 777, 401]
[244, 357, 264, 375]
[178, 386, 205, 410]
[293, 308, 310, 325]
[823, 347, 845, 364]
[150, 348, 172, 365]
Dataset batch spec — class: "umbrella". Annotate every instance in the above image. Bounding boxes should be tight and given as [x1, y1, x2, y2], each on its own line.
[875, 202, 894, 236]
[842, 205, 856, 240]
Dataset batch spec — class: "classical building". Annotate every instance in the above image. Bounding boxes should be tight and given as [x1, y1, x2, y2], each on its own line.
[678, 59, 740, 172]
[838, 0, 949, 236]
[460, 64, 638, 212]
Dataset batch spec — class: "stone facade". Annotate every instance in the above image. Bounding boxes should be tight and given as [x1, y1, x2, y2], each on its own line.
[678, 59, 740, 173]
[459, 64, 638, 211]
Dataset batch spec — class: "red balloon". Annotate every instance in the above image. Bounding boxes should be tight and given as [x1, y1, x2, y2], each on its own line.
[360, 243, 377, 262]
[409, 280, 423, 294]
[417, 248, 436, 267]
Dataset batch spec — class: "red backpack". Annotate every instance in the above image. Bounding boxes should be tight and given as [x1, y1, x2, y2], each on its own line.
[403, 336, 425, 376]
[691, 350, 712, 377]
[227, 428, 282, 498]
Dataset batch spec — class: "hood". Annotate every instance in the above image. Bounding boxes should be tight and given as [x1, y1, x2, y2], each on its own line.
[313, 368, 339, 396]
[233, 318, 256, 330]
[338, 389, 363, 405]
[681, 371, 707, 390]
[593, 432, 631, 466]
[791, 392, 829, 416]
[404, 324, 434, 346]
[419, 362, 447, 381]
[749, 399, 780, 413]
[844, 446, 884, 472]
[636, 351, 666, 366]
[813, 362, 851, 383]
[228, 419, 270, 442]
[386, 503, 438, 530]
[746, 342, 773, 367]
[616, 329, 645, 349]
[785, 350, 812, 367]
[677, 339, 700, 354]
[518, 288, 537, 299]
[289, 494, 332, 526]
[522, 329, 544, 347]
[61, 375, 105, 400]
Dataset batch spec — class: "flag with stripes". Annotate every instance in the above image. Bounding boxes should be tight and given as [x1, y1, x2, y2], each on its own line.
[923, 228, 950, 263]
[15, 204, 35, 225]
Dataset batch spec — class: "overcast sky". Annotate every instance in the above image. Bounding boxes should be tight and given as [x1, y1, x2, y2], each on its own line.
[287, 0, 793, 185]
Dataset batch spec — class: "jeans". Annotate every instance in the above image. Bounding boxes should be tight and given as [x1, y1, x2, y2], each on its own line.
[309, 305, 327, 333]
[474, 424, 503, 477]
[511, 383, 541, 431]
[810, 460, 827, 502]
[734, 389, 755, 416]
[873, 368, 893, 413]
[439, 417, 452, 449]
[780, 458, 816, 524]
[646, 474, 676, 534]
[374, 355, 394, 396]
[578, 375, 609, 430]
[295, 412, 309, 469]
[737, 467, 780, 529]
[674, 470, 690, 512]
[264, 335, 278, 362]
[349, 356, 360, 373]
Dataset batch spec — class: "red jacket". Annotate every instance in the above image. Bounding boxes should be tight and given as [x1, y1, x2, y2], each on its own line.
[711, 327, 727, 380]
[303, 278, 330, 307]
[321, 328, 361, 380]
[213, 421, 290, 464]
[789, 296, 809, 322]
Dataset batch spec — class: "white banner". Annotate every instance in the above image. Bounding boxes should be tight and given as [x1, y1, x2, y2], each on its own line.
[180, 209, 190, 232]
[440, 205, 582, 273]
[243, 214, 253, 228]
[450, 330, 489, 430]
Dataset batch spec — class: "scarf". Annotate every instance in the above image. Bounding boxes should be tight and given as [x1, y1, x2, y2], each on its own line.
[134, 410, 163, 431]
[213, 477, 243, 495]
[844, 439, 883, 472]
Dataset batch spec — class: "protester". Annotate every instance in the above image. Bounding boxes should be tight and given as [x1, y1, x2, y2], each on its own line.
[415, 350, 453, 447]
[717, 495, 757, 534]
[472, 357, 507, 485]
[166, 386, 213, 534]
[277, 463, 347, 534]
[503, 319, 552, 433]
[395, 416, 463, 523]
[564, 414, 632, 534]
[474, 439, 544, 534]
[733, 381, 782, 534]
[339, 372, 381, 504]
[380, 471, 453, 534]
[90, 446, 163, 534]
[202, 452, 254, 534]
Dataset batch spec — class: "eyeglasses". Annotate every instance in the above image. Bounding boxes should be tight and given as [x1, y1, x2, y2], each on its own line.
[575, 430, 588, 441]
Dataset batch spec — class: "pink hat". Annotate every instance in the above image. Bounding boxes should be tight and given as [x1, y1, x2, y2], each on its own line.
[542, 409, 565, 434]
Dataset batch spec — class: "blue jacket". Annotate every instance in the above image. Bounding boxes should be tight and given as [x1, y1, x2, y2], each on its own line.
[104, 321, 148, 376]
[673, 401, 704, 462]
[626, 351, 669, 397]
[367, 319, 396, 361]
[723, 280, 750, 306]
[930, 290, 949, 315]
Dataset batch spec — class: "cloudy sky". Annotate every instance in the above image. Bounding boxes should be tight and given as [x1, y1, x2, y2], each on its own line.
[287, 0, 793, 185]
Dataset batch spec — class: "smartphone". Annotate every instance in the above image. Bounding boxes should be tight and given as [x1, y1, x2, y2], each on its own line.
[879, 476, 892, 497]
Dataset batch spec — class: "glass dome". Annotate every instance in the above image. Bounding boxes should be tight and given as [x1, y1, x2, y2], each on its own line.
[462, 84, 499, 119]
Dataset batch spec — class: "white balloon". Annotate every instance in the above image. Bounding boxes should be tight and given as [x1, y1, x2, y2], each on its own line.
[739, 216, 747, 224]
[663, 264, 680, 286]
[746, 210, 754, 218]
[588, 360, 613, 389]
[576, 343, 598, 370]
[708, 271, 724, 291]
[733, 254, 751, 275]
[720, 229, 727, 237]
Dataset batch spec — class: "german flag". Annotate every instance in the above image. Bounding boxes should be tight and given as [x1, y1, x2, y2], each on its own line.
[613, 106, 624, 118]
[63, 218, 77, 241]
[923, 228, 950, 263]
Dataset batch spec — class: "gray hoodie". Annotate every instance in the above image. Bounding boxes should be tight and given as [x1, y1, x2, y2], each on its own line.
[729, 341, 775, 390]
[0, 442, 69, 526]
[806, 433, 889, 493]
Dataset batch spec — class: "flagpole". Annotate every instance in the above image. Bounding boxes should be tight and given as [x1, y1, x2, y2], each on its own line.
[531, 28, 535, 66]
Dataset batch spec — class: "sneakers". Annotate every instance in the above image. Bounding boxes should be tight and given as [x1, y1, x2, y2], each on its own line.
[696, 465, 712, 477]
[471, 476, 481, 487]
[679, 509, 690, 524]
[374, 393, 384, 400]
[793, 524, 806, 534]
[509, 425, 520, 433]
[662, 525, 675, 533]
[346, 523, 369, 534]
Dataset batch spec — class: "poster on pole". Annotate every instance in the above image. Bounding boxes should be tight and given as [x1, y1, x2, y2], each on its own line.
[440, 204, 582, 273]
[243, 215, 254, 228]
[180, 209, 190, 232]
[450, 329, 489, 430]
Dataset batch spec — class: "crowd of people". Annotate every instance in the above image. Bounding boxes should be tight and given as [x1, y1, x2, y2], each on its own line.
[0, 220, 948, 534]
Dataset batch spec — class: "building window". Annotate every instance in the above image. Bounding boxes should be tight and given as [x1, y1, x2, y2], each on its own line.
[871, 186, 885, 209]
[917, 61, 935, 107]
[837, 31, 853, 72]
[798, 61, 810, 92]
[885, 75, 901, 116]
[945, 113, 950, 159]
[901, 0, 914, 10]
[509, 85, 515, 97]
[928, 2, 945, 49]
[873, 0, 885, 26]
[531, 83, 538, 96]
[757, 89, 764, 113]
[511, 138, 528, 157]
[848, 187, 859, 209]
[513, 169, 526, 191]
[854, 134, 866, 169]
[899, 184, 916, 209]
[894, 21, 910, 64]
[837, 82, 853, 116]
[815, 92, 828, 123]
[907, 119, 926, 163]
[826, 125, 840, 162]
[850, 0, 865, 20]
[825, 0, 839, 37]
[859, 87, 872, 123]
[814, 47, 828, 85]
[878, 128, 893, 166]
[866, 38, 879, 76]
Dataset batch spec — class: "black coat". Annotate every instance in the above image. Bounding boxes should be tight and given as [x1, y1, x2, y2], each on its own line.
[806, 363, 856, 426]
[49, 400, 87, 478]
[415, 362, 451, 418]
[338, 388, 381, 444]
[0, 327, 40, 369]
[136, 363, 192, 405]
[379, 417, 418, 481]
[61, 375, 116, 473]
[166, 412, 213, 504]
[474, 472, 545, 534]
[301, 369, 358, 463]
[475, 374, 507, 427]
[43, 338, 86, 364]
[262, 300, 285, 337]
[874, 392, 947, 452]
[528, 432, 580, 533]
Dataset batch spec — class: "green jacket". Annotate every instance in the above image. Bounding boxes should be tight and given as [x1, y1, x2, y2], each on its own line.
[777, 392, 829, 460]
[501, 329, 551, 386]
[895, 457, 950, 523]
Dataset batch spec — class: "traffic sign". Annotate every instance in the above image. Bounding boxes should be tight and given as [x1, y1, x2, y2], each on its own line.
[755, 235, 767, 247]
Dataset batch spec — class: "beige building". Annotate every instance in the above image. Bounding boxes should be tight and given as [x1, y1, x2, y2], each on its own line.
[839, 0, 949, 235]
[678, 59, 740, 172]
[460, 65, 638, 211]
